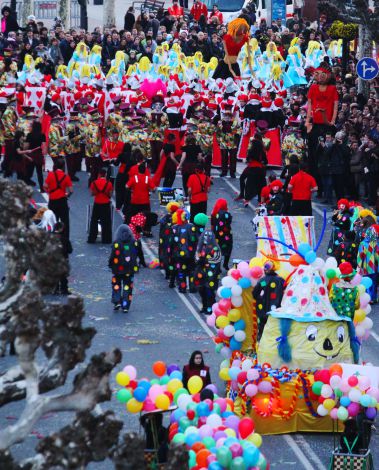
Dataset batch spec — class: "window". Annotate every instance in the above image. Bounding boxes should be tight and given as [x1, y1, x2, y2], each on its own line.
[204, 0, 245, 12]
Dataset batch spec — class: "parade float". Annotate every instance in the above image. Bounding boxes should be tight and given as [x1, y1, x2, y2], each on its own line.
[207, 215, 377, 435]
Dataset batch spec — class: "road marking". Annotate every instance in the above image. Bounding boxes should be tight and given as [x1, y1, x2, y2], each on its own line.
[291, 435, 327, 470]
[283, 435, 322, 470]
[370, 330, 379, 344]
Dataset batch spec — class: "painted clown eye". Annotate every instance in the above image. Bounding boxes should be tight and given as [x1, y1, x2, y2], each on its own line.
[306, 325, 318, 341]
[337, 326, 345, 343]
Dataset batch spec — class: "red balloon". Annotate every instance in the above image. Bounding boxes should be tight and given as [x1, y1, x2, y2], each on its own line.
[237, 371, 248, 385]
[128, 380, 138, 390]
[314, 369, 330, 384]
[164, 391, 173, 402]
[238, 417, 255, 439]
[187, 409, 195, 420]
[205, 398, 213, 411]
[348, 375, 358, 387]
[192, 393, 200, 403]
[230, 269, 242, 280]
[309, 391, 319, 401]
[318, 396, 325, 404]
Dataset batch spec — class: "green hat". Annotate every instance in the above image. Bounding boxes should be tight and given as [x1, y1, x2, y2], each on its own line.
[194, 213, 208, 227]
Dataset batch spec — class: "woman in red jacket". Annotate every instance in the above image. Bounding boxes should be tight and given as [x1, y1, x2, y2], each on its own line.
[182, 351, 211, 390]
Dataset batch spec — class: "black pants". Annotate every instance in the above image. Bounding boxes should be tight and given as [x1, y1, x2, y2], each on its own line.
[150, 140, 163, 173]
[174, 257, 195, 292]
[221, 149, 237, 176]
[308, 124, 335, 189]
[163, 171, 176, 188]
[179, 0, 188, 7]
[48, 198, 70, 240]
[137, 240, 146, 266]
[240, 167, 266, 201]
[368, 172, 379, 206]
[290, 200, 312, 216]
[213, 60, 240, 80]
[190, 200, 207, 222]
[331, 174, 345, 200]
[66, 153, 80, 177]
[199, 286, 216, 313]
[115, 174, 129, 210]
[26, 161, 44, 190]
[88, 202, 112, 243]
[2, 140, 13, 176]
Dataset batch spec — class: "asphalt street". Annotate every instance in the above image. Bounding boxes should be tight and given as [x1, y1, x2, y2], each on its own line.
[1, 163, 378, 469]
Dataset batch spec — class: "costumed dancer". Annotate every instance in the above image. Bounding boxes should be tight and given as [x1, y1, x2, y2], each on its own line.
[187, 163, 211, 222]
[253, 259, 285, 340]
[64, 110, 82, 181]
[357, 223, 379, 303]
[47, 107, 66, 161]
[1, 93, 17, 176]
[159, 202, 181, 278]
[327, 199, 352, 257]
[194, 230, 222, 314]
[329, 262, 360, 319]
[114, 143, 133, 213]
[211, 199, 233, 271]
[237, 91, 261, 160]
[109, 224, 138, 313]
[216, 99, 239, 178]
[213, 18, 253, 80]
[148, 94, 168, 172]
[285, 42, 307, 87]
[333, 231, 359, 268]
[169, 208, 198, 292]
[84, 109, 103, 184]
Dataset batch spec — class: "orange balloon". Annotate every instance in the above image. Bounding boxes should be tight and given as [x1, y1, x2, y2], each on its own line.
[192, 442, 205, 453]
[225, 398, 234, 411]
[152, 361, 166, 377]
[329, 364, 343, 377]
[289, 254, 305, 267]
[196, 449, 211, 467]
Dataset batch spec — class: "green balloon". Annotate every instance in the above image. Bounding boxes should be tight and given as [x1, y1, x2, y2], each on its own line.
[150, 378, 160, 385]
[231, 456, 246, 470]
[203, 436, 216, 449]
[188, 449, 196, 468]
[174, 388, 189, 403]
[172, 433, 185, 445]
[257, 454, 267, 470]
[326, 268, 336, 279]
[334, 388, 343, 398]
[186, 402, 198, 412]
[159, 375, 170, 385]
[179, 416, 191, 430]
[213, 403, 221, 415]
[216, 446, 233, 467]
[215, 343, 223, 353]
[312, 381, 323, 395]
[116, 388, 132, 403]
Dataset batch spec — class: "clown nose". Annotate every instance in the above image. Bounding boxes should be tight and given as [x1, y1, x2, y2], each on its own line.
[323, 338, 333, 351]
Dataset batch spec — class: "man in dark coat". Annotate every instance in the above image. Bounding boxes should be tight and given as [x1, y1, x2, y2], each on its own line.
[1, 7, 20, 35]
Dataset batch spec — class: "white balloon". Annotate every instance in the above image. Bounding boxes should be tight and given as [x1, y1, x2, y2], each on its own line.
[325, 257, 338, 269]
[317, 404, 328, 416]
[206, 413, 222, 428]
[224, 325, 235, 337]
[234, 330, 246, 342]
[177, 394, 192, 410]
[356, 325, 365, 338]
[222, 276, 237, 288]
[330, 375, 342, 389]
[362, 317, 373, 330]
[231, 296, 243, 307]
[220, 359, 229, 369]
[321, 384, 333, 398]
[312, 257, 325, 269]
[184, 426, 198, 436]
[348, 389, 362, 403]
[231, 285, 243, 296]
[364, 304, 372, 315]
[242, 359, 253, 371]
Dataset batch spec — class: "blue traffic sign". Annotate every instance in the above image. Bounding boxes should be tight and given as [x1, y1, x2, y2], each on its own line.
[356, 57, 379, 81]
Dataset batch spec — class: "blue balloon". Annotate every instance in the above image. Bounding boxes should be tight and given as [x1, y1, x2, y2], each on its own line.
[298, 243, 312, 256]
[304, 251, 317, 264]
[361, 277, 373, 290]
[234, 319, 246, 331]
[229, 338, 242, 351]
[360, 395, 372, 407]
[133, 387, 148, 402]
[224, 437, 239, 447]
[229, 367, 240, 380]
[138, 380, 151, 392]
[185, 433, 201, 447]
[197, 402, 210, 417]
[340, 397, 351, 407]
[222, 411, 234, 418]
[220, 287, 232, 299]
[243, 445, 260, 467]
[208, 462, 223, 470]
[173, 408, 186, 422]
[238, 277, 252, 289]
[170, 370, 183, 380]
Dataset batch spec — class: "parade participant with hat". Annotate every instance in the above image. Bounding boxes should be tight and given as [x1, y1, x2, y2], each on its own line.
[47, 107, 65, 161]
[159, 202, 181, 279]
[211, 198, 233, 270]
[194, 229, 221, 314]
[266, 179, 284, 215]
[187, 163, 211, 222]
[216, 99, 239, 178]
[64, 110, 82, 181]
[44, 158, 73, 246]
[84, 108, 103, 184]
[327, 199, 352, 257]
[213, 18, 253, 80]
[329, 262, 359, 320]
[357, 223, 379, 303]
[88, 167, 113, 244]
[24, 120, 47, 193]
[108, 224, 138, 313]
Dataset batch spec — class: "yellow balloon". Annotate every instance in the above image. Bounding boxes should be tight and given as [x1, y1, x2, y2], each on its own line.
[358, 285, 365, 295]
[249, 257, 264, 268]
[323, 399, 335, 411]
[188, 375, 203, 394]
[247, 433, 262, 447]
[167, 379, 183, 394]
[155, 394, 170, 410]
[219, 368, 230, 381]
[354, 309, 366, 323]
[126, 398, 143, 413]
[224, 428, 236, 437]
[116, 371, 130, 387]
[216, 315, 230, 328]
[228, 309, 241, 322]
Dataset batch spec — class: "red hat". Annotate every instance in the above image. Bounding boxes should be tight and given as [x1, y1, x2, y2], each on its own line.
[51, 93, 60, 102]
[238, 94, 248, 101]
[274, 97, 284, 107]
[337, 199, 350, 209]
[261, 98, 272, 109]
[339, 262, 356, 278]
[270, 179, 283, 190]
[248, 93, 261, 104]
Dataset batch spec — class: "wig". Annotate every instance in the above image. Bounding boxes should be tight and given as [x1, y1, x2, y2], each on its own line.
[227, 18, 250, 38]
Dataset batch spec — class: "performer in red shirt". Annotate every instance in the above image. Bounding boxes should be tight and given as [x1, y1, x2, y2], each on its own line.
[168, 0, 184, 18]
[101, 131, 124, 162]
[208, 4, 223, 24]
[288, 162, 318, 216]
[88, 168, 113, 244]
[213, 18, 253, 80]
[187, 163, 211, 222]
[306, 62, 339, 193]
[190, 0, 208, 21]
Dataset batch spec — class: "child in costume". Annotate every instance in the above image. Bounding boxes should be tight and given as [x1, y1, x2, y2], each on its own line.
[266, 179, 284, 216]
[334, 231, 359, 267]
[108, 224, 138, 313]
[211, 199, 233, 271]
[327, 199, 352, 257]
[169, 209, 198, 292]
[357, 223, 379, 303]
[253, 260, 285, 340]
[285, 44, 307, 87]
[329, 262, 359, 320]
[159, 202, 180, 279]
[194, 230, 222, 314]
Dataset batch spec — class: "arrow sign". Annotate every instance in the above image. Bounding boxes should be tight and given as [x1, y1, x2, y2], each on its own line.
[357, 57, 379, 81]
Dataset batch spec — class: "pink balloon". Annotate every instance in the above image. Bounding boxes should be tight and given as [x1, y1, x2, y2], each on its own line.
[251, 266, 264, 279]
[247, 369, 260, 381]
[230, 443, 243, 458]
[258, 381, 273, 394]
[199, 424, 213, 438]
[216, 437, 226, 447]
[230, 269, 242, 280]
[214, 309, 224, 317]
[367, 387, 379, 400]
[358, 376, 371, 391]
[339, 379, 351, 393]
[330, 408, 338, 420]
[207, 314, 216, 327]
[350, 274, 362, 286]
[207, 455, 217, 465]
[123, 365, 137, 380]
[232, 360, 241, 368]
[143, 398, 156, 411]
[149, 384, 163, 401]
[214, 398, 227, 413]
[219, 298, 232, 311]
[347, 402, 360, 417]
[245, 384, 258, 397]
[217, 330, 228, 340]
[230, 380, 239, 391]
